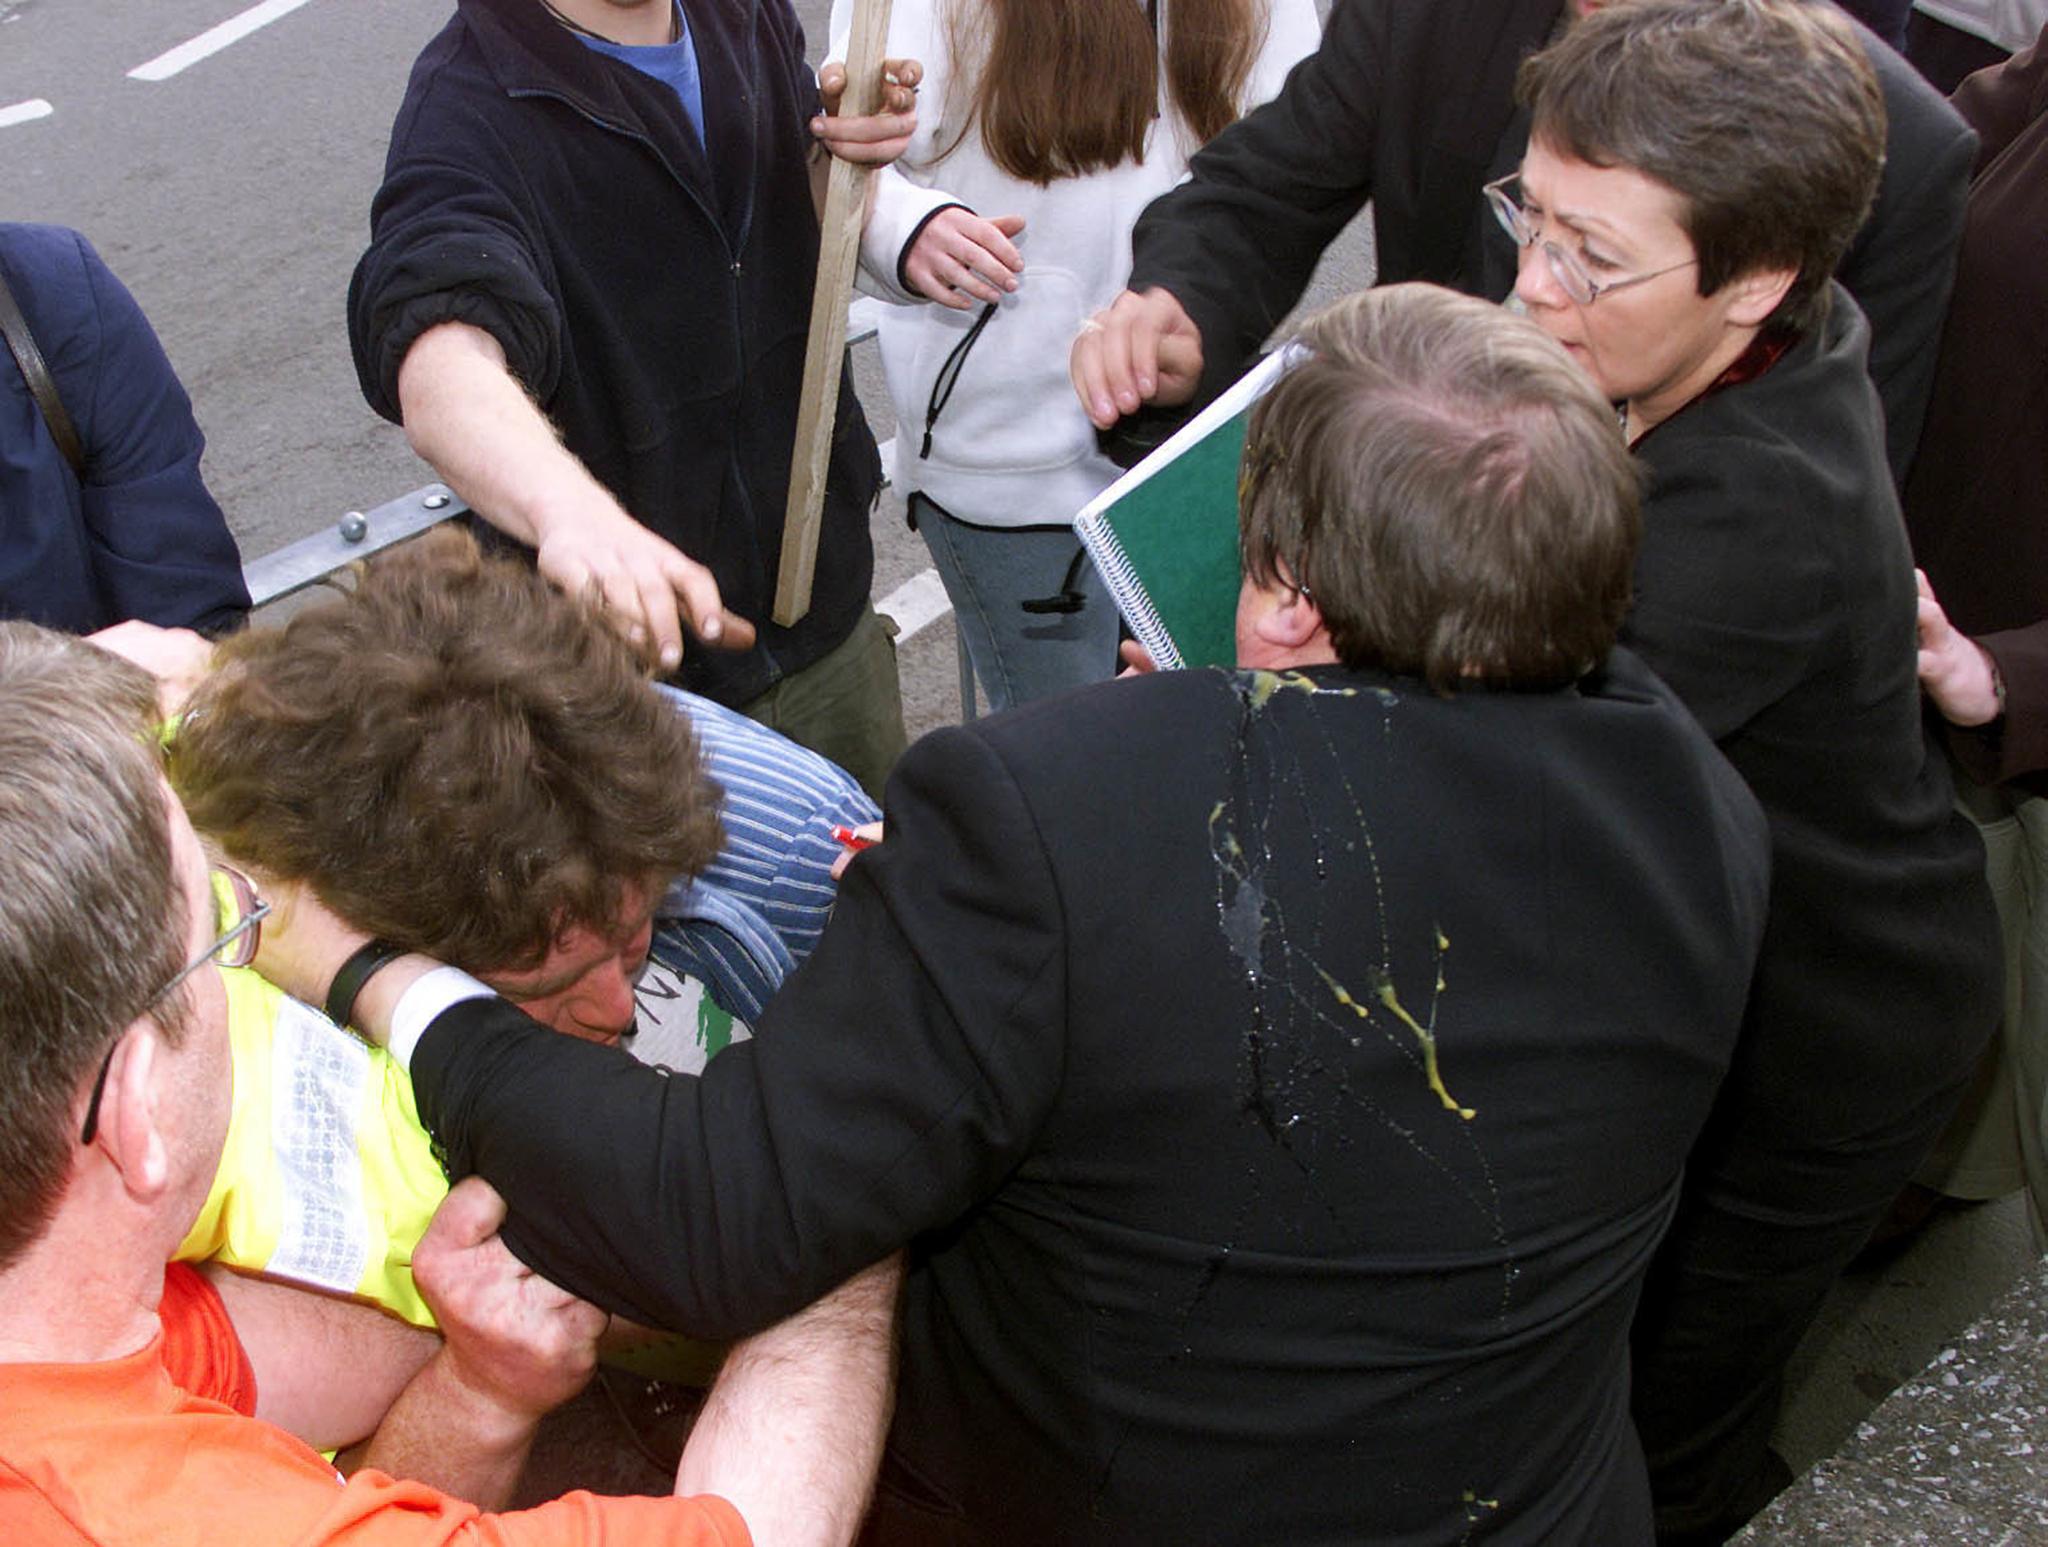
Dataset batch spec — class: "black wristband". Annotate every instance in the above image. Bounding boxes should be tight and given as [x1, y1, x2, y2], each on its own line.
[326, 938, 409, 1030]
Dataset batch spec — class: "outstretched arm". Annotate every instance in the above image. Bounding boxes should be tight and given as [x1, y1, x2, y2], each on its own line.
[676, 1253, 904, 1547]
[394, 322, 755, 674]
[247, 728, 1067, 1342]
[410, 726, 1068, 1339]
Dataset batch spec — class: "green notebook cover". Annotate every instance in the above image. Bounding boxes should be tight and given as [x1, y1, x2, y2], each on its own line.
[1075, 347, 1300, 670]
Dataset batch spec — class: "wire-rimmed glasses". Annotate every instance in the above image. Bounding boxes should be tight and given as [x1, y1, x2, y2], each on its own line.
[78, 865, 270, 1145]
[1484, 174, 1696, 305]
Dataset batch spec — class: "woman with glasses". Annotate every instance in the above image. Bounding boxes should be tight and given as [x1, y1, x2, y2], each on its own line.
[1504, 5, 2000, 1543]
[832, 0, 1320, 712]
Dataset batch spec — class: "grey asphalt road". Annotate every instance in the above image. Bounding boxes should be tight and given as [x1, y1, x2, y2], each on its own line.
[1, 0, 438, 553]
[0, 0, 1364, 734]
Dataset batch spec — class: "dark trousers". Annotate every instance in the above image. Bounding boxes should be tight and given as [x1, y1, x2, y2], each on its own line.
[1631, 1006, 1994, 1545]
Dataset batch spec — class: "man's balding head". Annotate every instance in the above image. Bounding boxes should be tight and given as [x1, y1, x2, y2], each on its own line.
[1238, 284, 1641, 691]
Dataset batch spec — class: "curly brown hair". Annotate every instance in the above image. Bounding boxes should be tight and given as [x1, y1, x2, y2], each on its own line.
[169, 529, 723, 974]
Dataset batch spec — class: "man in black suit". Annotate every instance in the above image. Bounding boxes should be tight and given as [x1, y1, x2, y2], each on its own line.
[1072, 0, 1974, 483]
[341, 286, 1772, 1543]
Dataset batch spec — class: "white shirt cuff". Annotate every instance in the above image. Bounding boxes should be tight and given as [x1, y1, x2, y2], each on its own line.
[387, 966, 495, 1073]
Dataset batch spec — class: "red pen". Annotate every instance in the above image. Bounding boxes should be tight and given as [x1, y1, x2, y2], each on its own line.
[831, 824, 877, 851]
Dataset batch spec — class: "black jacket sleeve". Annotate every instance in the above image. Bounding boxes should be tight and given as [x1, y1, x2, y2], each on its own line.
[412, 723, 1070, 1339]
[347, 86, 566, 424]
[1845, 33, 1977, 484]
[1124, 0, 1384, 404]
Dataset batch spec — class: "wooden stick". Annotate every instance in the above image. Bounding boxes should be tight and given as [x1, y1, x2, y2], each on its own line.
[774, 0, 895, 627]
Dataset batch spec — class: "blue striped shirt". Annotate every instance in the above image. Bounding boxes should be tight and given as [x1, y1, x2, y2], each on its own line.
[648, 686, 880, 1024]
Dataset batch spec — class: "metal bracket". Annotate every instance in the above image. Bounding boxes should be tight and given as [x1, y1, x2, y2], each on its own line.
[242, 484, 466, 609]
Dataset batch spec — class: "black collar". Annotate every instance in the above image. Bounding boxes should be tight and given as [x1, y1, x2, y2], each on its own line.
[539, 0, 680, 47]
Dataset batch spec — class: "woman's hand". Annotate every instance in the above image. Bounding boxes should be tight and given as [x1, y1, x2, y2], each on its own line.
[1916, 568, 2003, 727]
[905, 209, 1026, 309]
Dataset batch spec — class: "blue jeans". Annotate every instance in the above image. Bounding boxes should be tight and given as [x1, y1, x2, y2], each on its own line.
[914, 496, 1121, 714]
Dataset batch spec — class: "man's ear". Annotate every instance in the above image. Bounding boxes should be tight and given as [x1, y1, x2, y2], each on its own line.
[98, 1025, 173, 1204]
[1725, 265, 1797, 329]
[1251, 589, 1328, 652]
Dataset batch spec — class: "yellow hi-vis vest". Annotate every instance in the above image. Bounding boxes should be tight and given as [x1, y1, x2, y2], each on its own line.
[175, 941, 728, 1384]
[175, 963, 447, 1328]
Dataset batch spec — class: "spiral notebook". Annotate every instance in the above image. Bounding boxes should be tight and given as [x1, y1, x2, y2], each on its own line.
[1075, 346, 1302, 671]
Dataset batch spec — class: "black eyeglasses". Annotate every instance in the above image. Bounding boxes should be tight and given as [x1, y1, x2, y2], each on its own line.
[79, 865, 270, 1146]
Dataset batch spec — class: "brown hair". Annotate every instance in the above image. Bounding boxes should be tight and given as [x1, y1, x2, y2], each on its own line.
[1240, 284, 1642, 692]
[944, 0, 1269, 184]
[1518, 0, 1885, 333]
[169, 529, 723, 975]
[0, 624, 189, 1269]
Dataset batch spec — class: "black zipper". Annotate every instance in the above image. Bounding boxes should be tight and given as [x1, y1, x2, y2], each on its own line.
[510, 84, 749, 413]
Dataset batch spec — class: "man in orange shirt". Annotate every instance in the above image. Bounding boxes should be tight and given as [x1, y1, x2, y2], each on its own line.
[0, 620, 897, 1547]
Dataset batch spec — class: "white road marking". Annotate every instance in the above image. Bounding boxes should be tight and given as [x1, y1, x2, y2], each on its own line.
[128, 0, 317, 82]
[867, 433, 954, 643]
[877, 568, 953, 645]
[0, 98, 53, 129]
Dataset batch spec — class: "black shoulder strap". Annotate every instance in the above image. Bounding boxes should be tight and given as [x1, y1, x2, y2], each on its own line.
[0, 264, 86, 476]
